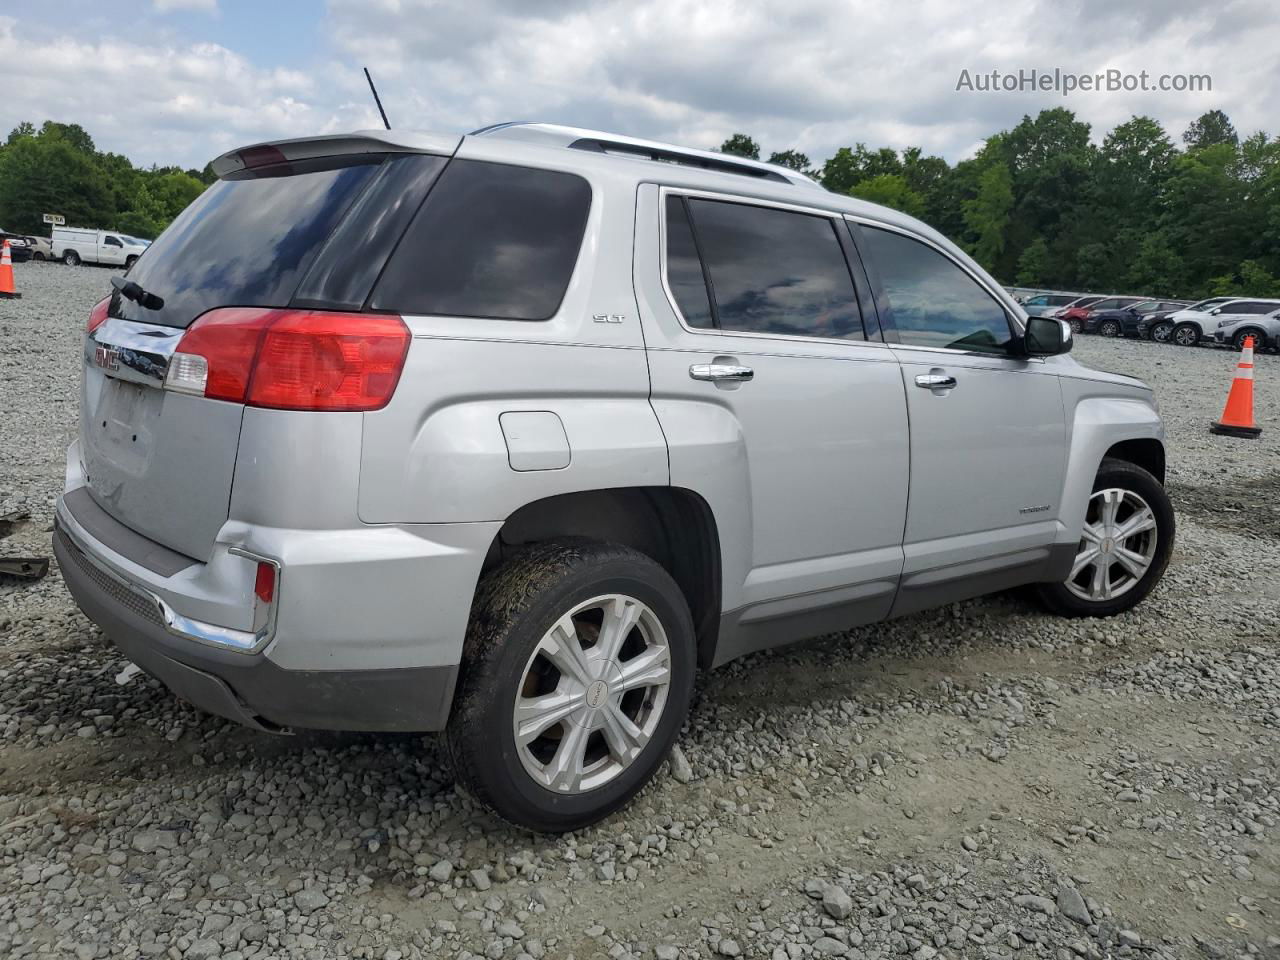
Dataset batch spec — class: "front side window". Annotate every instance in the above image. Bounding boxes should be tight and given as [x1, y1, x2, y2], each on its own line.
[1026, 295, 1048, 306]
[860, 226, 1011, 353]
[679, 197, 863, 339]
[104, 235, 122, 247]
[371, 159, 591, 321]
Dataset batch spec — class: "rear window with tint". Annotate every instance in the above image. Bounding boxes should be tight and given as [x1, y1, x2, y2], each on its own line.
[115, 155, 383, 329]
[370, 159, 591, 321]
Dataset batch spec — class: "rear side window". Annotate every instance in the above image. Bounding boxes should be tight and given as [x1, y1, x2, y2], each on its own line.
[371, 160, 591, 321]
[664, 196, 714, 329]
[860, 225, 1012, 353]
[672, 197, 863, 339]
[117, 155, 383, 329]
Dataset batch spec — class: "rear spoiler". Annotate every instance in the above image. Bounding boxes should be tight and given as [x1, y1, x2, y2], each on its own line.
[211, 130, 461, 179]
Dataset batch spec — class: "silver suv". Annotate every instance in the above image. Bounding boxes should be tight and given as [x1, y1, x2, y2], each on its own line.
[55, 123, 1175, 831]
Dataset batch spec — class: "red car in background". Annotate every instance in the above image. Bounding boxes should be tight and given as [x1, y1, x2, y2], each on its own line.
[1056, 295, 1111, 332]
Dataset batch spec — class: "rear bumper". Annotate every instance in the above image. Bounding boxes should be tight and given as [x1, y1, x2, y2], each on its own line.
[54, 477, 501, 731]
[56, 521, 459, 730]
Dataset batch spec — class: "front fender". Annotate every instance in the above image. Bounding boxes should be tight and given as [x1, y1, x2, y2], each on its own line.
[1057, 391, 1164, 546]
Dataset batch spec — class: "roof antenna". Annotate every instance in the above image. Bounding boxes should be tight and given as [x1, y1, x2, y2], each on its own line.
[364, 67, 391, 130]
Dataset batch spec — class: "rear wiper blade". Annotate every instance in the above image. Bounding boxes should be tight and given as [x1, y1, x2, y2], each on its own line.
[110, 275, 165, 311]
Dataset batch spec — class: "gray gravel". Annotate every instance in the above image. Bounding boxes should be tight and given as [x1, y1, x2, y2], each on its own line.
[2, 260, 1278, 959]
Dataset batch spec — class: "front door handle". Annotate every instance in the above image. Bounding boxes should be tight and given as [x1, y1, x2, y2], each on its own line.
[690, 363, 754, 383]
[914, 373, 957, 389]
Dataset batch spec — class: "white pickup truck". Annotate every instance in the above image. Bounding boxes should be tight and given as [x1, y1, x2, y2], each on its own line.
[52, 227, 148, 268]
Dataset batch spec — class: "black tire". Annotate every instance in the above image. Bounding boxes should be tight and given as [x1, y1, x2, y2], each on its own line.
[1068, 318, 1082, 334]
[63, 250, 80, 266]
[1172, 322, 1200, 347]
[446, 539, 696, 832]
[1150, 320, 1173, 343]
[1099, 320, 1121, 337]
[32, 252, 45, 261]
[1036, 459, 1175, 618]
[125, 255, 138, 270]
[1234, 328, 1266, 353]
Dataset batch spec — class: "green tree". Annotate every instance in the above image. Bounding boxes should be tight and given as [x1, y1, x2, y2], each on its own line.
[719, 134, 760, 160]
[1015, 238, 1050, 286]
[848, 174, 926, 218]
[6, 121, 35, 145]
[1208, 260, 1280, 298]
[820, 144, 902, 194]
[766, 149, 811, 173]
[39, 120, 96, 154]
[0, 135, 112, 234]
[963, 162, 1013, 268]
[1183, 110, 1237, 150]
[1126, 233, 1185, 296]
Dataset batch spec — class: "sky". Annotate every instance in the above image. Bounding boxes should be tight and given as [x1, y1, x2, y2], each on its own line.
[2, 0, 1278, 171]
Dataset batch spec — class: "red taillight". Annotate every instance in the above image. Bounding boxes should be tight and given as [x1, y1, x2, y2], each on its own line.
[254, 562, 275, 604]
[168, 308, 410, 411]
[88, 297, 109, 334]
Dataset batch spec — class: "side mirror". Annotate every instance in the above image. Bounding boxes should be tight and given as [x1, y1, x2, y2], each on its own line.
[1022, 316, 1072, 356]
[1210, 307, 1221, 315]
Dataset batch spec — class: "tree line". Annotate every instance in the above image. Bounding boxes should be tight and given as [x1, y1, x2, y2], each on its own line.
[2, 110, 1276, 300]
[724, 108, 1280, 300]
[0, 121, 213, 240]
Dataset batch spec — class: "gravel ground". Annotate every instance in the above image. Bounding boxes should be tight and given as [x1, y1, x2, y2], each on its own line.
[1, 259, 1277, 960]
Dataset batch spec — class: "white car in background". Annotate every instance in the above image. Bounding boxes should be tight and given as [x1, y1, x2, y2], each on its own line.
[52, 227, 148, 269]
[1165, 298, 1280, 347]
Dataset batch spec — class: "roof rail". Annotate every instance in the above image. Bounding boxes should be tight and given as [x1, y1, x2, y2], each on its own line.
[468, 122, 819, 188]
[567, 137, 790, 183]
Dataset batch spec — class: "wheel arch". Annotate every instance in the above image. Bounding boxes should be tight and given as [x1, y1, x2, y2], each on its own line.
[485, 486, 724, 668]
[1103, 437, 1165, 485]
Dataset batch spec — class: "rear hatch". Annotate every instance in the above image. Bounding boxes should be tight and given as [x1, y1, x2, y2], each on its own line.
[80, 136, 454, 560]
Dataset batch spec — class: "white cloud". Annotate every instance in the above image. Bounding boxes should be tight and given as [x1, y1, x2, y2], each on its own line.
[1, 1, 1278, 171]
[0, 16, 365, 168]
[153, 0, 218, 11]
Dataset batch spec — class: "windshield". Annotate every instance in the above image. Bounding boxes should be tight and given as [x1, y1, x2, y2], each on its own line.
[113, 155, 383, 328]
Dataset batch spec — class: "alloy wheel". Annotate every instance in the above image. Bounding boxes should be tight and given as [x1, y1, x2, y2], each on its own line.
[513, 594, 672, 794]
[1100, 321, 1119, 337]
[1066, 488, 1159, 602]
[1151, 322, 1172, 343]
[1174, 325, 1199, 346]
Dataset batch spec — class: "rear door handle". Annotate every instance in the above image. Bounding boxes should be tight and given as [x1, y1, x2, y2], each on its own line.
[914, 373, 956, 389]
[690, 363, 754, 383]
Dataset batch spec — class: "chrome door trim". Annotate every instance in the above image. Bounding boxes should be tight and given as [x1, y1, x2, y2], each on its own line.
[655, 184, 893, 352]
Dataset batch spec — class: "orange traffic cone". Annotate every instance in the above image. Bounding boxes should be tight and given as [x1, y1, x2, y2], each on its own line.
[0, 240, 19, 299]
[1210, 335, 1261, 438]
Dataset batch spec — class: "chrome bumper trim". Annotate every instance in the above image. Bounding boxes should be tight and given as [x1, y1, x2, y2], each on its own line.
[55, 520, 270, 654]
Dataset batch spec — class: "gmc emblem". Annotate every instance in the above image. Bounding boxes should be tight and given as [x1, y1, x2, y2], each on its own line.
[94, 345, 120, 371]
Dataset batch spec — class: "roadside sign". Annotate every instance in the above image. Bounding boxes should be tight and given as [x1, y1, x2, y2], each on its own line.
[42, 214, 65, 226]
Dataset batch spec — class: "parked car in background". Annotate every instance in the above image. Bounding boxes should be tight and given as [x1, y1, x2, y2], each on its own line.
[53, 122, 1174, 831]
[1146, 297, 1235, 344]
[1019, 292, 1080, 318]
[1209, 302, 1280, 352]
[52, 227, 149, 268]
[0, 230, 34, 262]
[1167, 298, 1280, 347]
[1090, 299, 1190, 338]
[24, 235, 53, 260]
[1076, 296, 1148, 334]
[1052, 295, 1106, 325]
